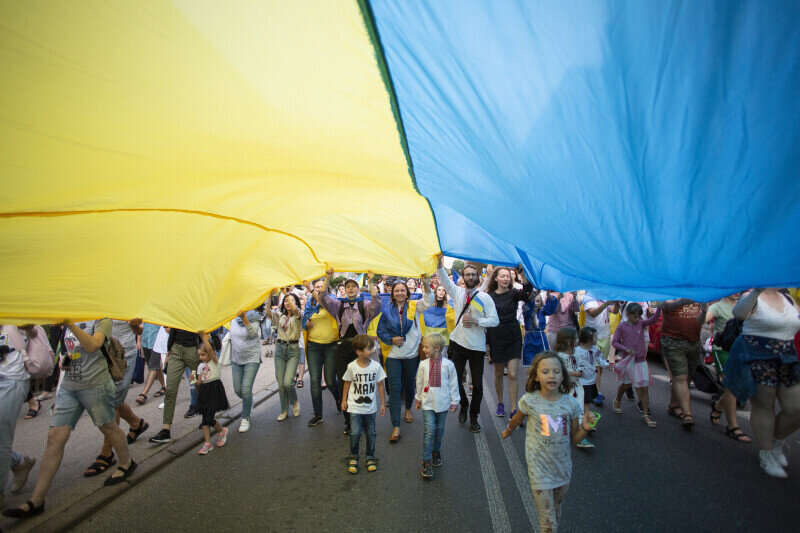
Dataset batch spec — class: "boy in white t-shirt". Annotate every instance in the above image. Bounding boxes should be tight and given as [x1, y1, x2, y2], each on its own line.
[341, 335, 386, 474]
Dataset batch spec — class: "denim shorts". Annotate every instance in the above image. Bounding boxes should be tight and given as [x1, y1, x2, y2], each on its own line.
[51, 380, 117, 429]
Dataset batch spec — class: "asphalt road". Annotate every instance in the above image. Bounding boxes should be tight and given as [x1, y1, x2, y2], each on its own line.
[71, 356, 797, 532]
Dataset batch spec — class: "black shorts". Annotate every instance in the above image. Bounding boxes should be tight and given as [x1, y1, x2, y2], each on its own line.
[583, 383, 599, 403]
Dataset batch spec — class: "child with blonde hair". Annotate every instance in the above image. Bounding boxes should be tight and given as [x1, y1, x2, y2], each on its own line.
[415, 333, 460, 479]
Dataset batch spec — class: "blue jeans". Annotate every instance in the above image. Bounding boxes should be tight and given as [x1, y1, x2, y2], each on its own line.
[184, 366, 198, 406]
[349, 412, 376, 458]
[231, 362, 260, 419]
[422, 410, 448, 461]
[385, 357, 420, 428]
[307, 341, 339, 417]
[0, 377, 29, 497]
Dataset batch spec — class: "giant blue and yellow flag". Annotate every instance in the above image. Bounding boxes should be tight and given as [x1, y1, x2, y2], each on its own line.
[2, 1, 799, 330]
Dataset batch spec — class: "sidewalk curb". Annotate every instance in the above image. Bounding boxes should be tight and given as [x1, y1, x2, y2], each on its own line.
[27, 382, 281, 533]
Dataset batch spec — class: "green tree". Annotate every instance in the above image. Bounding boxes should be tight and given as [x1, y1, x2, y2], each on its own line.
[451, 259, 466, 273]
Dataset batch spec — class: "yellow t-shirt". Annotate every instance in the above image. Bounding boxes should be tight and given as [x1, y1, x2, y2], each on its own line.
[609, 310, 621, 335]
[307, 306, 339, 344]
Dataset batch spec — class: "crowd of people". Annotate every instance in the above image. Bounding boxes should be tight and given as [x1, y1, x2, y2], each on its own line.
[2, 255, 800, 531]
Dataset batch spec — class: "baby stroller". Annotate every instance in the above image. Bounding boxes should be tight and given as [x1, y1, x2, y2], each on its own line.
[691, 337, 724, 403]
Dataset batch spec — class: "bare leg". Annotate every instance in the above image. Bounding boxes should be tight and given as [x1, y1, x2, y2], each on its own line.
[494, 364, 505, 406]
[670, 375, 692, 418]
[716, 388, 749, 441]
[596, 366, 603, 390]
[118, 402, 142, 428]
[635, 386, 650, 416]
[507, 358, 519, 412]
[297, 363, 306, 380]
[774, 382, 800, 441]
[29, 426, 72, 507]
[142, 370, 157, 396]
[750, 384, 777, 451]
[99, 422, 131, 482]
[202, 425, 211, 444]
[615, 383, 631, 403]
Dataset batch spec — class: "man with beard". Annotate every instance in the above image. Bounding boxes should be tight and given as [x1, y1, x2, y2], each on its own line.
[436, 255, 499, 432]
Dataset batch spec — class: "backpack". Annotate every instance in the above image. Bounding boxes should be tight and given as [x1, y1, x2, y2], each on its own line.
[338, 299, 367, 325]
[714, 317, 742, 352]
[100, 336, 127, 382]
[5, 325, 55, 379]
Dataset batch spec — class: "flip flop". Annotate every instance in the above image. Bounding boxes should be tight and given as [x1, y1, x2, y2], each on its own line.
[297, 380, 304, 388]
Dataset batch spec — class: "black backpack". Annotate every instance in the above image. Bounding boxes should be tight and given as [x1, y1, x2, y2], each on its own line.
[714, 317, 742, 352]
[338, 299, 367, 324]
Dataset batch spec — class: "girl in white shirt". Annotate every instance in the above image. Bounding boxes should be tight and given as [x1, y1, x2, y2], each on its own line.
[414, 334, 460, 479]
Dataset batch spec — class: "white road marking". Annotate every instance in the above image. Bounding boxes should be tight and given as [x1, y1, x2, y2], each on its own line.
[483, 377, 540, 531]
[475, 425, 512, 533]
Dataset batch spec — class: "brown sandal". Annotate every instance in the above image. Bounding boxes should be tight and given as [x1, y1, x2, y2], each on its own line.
[667, 404, 684, 419]
[404, 412, 413, 424]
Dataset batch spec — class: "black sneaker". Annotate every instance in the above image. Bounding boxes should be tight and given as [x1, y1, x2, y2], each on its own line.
[470, 417, 482, 433]
[184, 405, 199, 418]
[343, 426, 350, 435]
[636, 401, 643, 413]
[148, 429, 171, 444]
[624, 389, 635, 401]
[308, 414, 323, 427]
[421, 461, 433, 479]
[432, 451, 442, 467]
[459, 405, 468, 424]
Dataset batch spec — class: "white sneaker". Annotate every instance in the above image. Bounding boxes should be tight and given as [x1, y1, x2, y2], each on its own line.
[759, 450, 788, 478]
[277, 412, 288, 421]
[773, 439, 789, 468]
[293, 402, 301, 417]
[159, 402, 164, 409]
[239, 419, 250, 433]
[10, 456, 35, 494]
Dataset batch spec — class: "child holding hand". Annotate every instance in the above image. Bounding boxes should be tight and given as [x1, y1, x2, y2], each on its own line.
[191, 333, 229, 455]
[414, 333, 460, 479]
